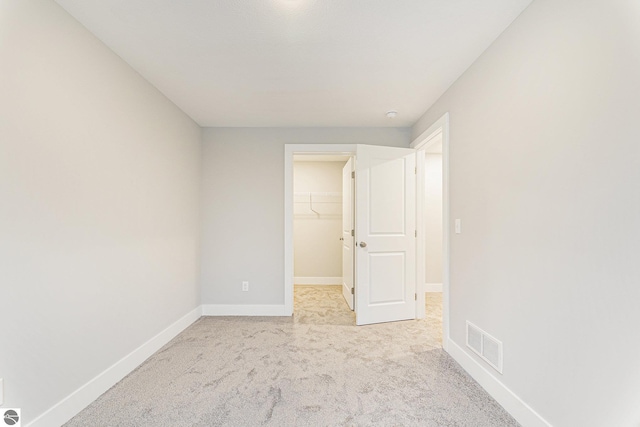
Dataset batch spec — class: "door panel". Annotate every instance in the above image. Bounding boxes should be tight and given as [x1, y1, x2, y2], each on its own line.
[341, 157, 355, 310]
[369, 252, 405, 304]
[355, 145, 416, 325]
[370, 157, 406, 234]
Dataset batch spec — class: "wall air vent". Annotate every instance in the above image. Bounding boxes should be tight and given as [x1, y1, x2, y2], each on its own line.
[466, 321, 503, 374]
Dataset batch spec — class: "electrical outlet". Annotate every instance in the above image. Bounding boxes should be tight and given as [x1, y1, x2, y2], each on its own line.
[0, 378, 4, 406]
[242, 281, 249, 292]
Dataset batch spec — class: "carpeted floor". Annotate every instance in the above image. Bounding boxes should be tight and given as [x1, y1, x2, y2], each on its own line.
[65, 286, 519, 426]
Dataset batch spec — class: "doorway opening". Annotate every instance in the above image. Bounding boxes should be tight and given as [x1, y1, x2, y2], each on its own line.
[284, 144, 357, 316]
[412, 112, 450, 350]
[292, 154, 354, 322]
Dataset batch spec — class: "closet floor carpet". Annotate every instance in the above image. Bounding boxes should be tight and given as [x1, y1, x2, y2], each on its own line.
[65, 286, 519, 427]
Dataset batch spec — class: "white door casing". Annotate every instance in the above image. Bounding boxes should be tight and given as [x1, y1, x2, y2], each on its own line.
[355, 145, 417, 326]
[341, 157, 355, 310]
[411, 112, 450, 348]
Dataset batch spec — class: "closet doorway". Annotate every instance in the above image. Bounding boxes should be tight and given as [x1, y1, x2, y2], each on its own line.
[293, 154, 353, 311]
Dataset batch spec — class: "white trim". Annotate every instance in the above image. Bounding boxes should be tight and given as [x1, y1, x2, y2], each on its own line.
[446, 339, 552, 427]
[425, 283, 443, 292]
[26, 307, 202, 427]
[201, 304, 287, 316]
[285, 144, 357, 316]
[411, 114, 447, 150]
[415, 148, 426, 319]
[294, 277, 342, 285]
[411, 112, 450, 351]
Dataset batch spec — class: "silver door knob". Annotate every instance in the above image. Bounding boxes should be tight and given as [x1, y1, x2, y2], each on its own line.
[359, 241, 367, 248]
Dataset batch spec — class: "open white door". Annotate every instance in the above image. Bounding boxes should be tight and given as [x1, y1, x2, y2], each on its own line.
[341, 158, 355, 310]
[355, 145, 416, 326]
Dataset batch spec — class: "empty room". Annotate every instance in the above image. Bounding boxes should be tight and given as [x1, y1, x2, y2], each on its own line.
[1, 0, 639, 426]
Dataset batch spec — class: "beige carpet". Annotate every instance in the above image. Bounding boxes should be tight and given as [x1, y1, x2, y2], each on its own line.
[65, 286, 518, 426]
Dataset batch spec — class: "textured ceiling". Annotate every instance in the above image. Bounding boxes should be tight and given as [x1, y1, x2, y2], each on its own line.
[54, 0, 533, 127]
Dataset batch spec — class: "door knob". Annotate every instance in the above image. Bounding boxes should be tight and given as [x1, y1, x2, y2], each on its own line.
[359, 241, 367, 248]
[339, 237, 344, 241]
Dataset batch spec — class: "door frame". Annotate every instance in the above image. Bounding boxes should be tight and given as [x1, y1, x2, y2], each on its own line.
[284, 144, 357, 315]
[341, 157, 355, 310]
[412, 112, 450, 350]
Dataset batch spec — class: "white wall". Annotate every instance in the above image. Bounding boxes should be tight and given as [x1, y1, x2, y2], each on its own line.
[0, 1, 201, 424]
[294, 161, 345, 281]
[424, 154, 443, 284]
[200, 128, 410, 305]
[412, 0, 640, 425]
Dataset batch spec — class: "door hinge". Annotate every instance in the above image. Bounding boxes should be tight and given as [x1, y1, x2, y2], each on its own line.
[415, 166, 417, 174]
[351, 287, 355, 295]
[351, 171, 355, 179]
[351, 229, 354, 237]
[415, 293, 417, 301]
[415, 229, 417, 237]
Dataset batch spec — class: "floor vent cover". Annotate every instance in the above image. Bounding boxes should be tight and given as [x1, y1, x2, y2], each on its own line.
[466, 321, 503, 374]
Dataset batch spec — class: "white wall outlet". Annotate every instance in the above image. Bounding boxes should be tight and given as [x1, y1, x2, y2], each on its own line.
[455, 219, 461, 234]
[0, 378, 4, 406]
[242, 281, 249, 292]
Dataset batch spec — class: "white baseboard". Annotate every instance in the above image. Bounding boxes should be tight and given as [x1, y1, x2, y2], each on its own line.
[425, 282, 443, 292]
[201, 304, 287, 316]
[294, 277, 342, 285]
[446, 339, 552, 427]
[33, 305, 549, 427]
[27, 306, 202, 427]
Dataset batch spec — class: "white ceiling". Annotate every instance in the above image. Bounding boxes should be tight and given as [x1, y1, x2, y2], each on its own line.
[54, 0, 533, 128]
